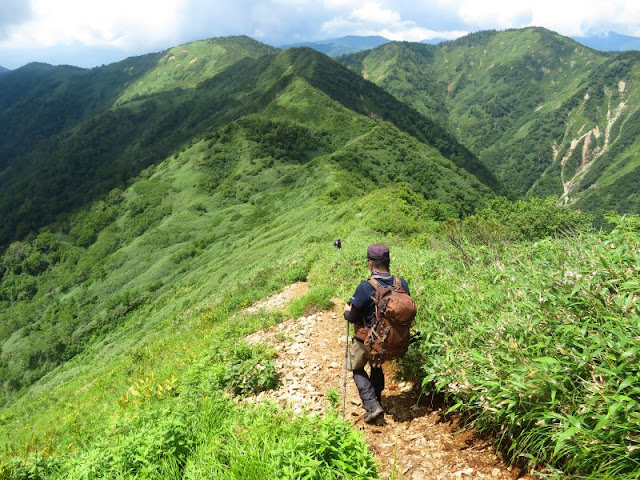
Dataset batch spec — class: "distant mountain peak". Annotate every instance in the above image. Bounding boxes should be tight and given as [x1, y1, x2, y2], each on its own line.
[572, 31, 640, 52]
[17, 62, 55, 71]
[280, 35, 391, 57]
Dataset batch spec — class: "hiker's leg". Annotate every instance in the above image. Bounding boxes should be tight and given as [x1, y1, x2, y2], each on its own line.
[352, 368, 379, 413]
[370, 366, 384, 403]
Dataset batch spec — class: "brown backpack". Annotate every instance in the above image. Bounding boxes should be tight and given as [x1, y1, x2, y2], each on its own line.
[364, 277, 417, 362]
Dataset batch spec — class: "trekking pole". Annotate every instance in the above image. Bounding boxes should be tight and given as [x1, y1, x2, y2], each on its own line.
[343, 319, 349, 418]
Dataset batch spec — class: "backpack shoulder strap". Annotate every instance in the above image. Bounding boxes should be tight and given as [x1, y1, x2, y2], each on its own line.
[367, 277, 382, 299]
[392, 276, 404, 292]
[367, 276, 394, 292]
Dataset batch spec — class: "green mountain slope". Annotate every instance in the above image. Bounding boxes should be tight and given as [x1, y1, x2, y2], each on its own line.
[0, 43, 499, 248]
[273, 48, 503, 195]
[0, 59, 149, 168]
[529, 51, 640, 218]
[0, 43, 495, 406]
[340, 41, 449, 128]
[0, 37, 275, 172]
[1, 35, 638, 480]
[340, 27, 640, 215]
[114, 35, 278, 104]
[0, 55, 495, 477]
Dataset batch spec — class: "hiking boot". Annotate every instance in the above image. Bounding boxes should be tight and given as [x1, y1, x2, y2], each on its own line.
[364, 403, 384, 424]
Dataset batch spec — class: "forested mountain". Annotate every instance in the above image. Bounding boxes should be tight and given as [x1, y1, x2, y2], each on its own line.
[1, 33, 638, 480]
[0, 35, 500, 475]
[340, 27, 640, 217]
[0, 66, 8, 74]
[280, 35, 390, 57]
[0, 37, 272, 246]
[0, 36, 275, 178]
[0, 37, 495, 405]
[0, 39, 499, 249]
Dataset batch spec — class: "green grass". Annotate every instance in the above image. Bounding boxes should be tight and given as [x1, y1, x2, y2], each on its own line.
[1, 161, 638, 478]
[404, 214, 640, 478]
[2, 32, 639, 480]
[115, 36, 278, 105]
[0, 55, 489, 476]
[1, 307, 378, 479]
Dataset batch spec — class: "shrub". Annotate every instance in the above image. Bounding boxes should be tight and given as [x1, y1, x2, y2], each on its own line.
[477, 196, 593, 241]
[415, 215, 640, 478]
[205, 342, 280, 396]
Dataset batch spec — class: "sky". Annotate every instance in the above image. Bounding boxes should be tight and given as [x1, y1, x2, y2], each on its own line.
[0, 0, 639, 69]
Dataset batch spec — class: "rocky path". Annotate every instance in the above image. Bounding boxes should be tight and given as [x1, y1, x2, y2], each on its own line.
[245, 283, 537, 480]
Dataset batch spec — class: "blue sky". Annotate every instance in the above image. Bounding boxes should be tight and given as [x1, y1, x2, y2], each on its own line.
[1, 0, 639, 69]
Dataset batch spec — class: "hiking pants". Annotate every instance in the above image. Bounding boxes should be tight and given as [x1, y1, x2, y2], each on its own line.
[353, 365, 384, 412]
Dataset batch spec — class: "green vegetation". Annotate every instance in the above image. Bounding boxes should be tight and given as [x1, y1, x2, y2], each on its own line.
[1, 153, 637, 478]
[0, 71, 489, 401]
[409, 213, 639, 479]
[1, 33, 639, 479]
[340, 28, 640, 215]
[0, 36, 495, 479]
[1, 306, 377, 479]
[0, 42, 499, 248]
[115, 36, 279, 105]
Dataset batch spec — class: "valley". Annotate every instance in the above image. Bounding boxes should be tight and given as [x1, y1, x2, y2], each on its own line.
[0, 29, 638, 479]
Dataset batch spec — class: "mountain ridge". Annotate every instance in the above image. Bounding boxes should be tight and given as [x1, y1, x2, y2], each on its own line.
[0, 41, 500, 248]
[0, 45, 494, 404]
[0, 32, 638, 480]
[339, 27, 640, 216]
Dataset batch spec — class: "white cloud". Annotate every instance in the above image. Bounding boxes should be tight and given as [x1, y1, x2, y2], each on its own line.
[529, 0, 640, 36]
[449, 0, 640, 36]
[456, 0, 531, 28]
[1, 0, 639, 68]
[352, 2, 401, 24]
[1, 0, 185, 49]
[321, 1, 465, 41]
[380, 27, 467, 42]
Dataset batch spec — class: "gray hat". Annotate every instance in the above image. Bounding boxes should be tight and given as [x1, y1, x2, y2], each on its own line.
[367, 244, 390, 261]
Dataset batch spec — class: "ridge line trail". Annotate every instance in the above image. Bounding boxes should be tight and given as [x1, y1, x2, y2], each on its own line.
[245, 283, 538, 480]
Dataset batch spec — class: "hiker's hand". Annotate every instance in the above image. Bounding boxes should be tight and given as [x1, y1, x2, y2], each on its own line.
[343, 302, 352, 315]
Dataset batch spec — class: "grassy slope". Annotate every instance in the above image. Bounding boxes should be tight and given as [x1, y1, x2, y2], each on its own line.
[0, 43, 501, 249]
[3, 165, 637, 479]
[418, 216, 640, 479]
[3, 34, 638, 479]
[532, 51, 640, 217]
[340, 28, 640, 215]
[0, 37, 278, 247]
[114, 35, 279, 105]
[339, 42, 449, 129]
[0, 51, 492, 437]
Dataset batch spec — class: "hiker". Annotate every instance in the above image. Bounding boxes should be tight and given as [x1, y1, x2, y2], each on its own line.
[343, 243, 412, 423]
[333, 239, 342, 249]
